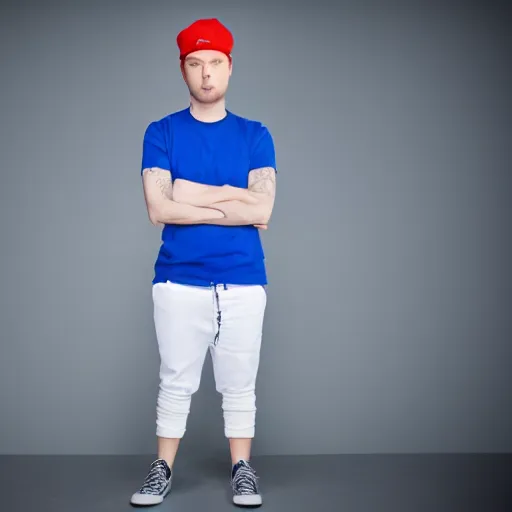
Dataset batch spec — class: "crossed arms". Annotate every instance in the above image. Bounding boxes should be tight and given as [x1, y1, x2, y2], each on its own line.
[141, 166, 276, 229]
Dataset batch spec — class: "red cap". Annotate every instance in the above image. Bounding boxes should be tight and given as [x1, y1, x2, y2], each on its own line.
[177, 18, 234, 60]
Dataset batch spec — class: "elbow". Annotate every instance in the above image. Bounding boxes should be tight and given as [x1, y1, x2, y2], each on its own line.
[257, 208, 272, 225]
[258, 215, 270, 226]
[148, 205, 162, 226]
[148, 200, 180, 225]
[149, 214, 160, 227]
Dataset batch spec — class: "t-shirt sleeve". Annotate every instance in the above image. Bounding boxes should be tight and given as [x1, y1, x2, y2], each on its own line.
[249, 125, 277, 172]
[141, 121, 171, 175]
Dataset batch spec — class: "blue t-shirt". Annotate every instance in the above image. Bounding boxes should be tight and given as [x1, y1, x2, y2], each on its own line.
[141, 107, 277, 287]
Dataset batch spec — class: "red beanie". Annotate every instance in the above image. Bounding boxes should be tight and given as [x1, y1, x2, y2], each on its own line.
[177, 18, 234, 60]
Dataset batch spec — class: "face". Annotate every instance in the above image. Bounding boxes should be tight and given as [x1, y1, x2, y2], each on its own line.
[181, 49, 232, 104]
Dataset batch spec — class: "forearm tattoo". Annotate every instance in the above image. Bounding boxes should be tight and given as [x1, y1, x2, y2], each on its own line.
[144, 167, 173, 200]
[248, 167, 276, 196]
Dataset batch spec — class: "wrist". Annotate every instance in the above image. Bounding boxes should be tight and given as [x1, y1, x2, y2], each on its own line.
[204, 204, 226, 219]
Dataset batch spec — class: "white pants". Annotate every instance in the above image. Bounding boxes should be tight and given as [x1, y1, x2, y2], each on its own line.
[152, 280, 267, 439]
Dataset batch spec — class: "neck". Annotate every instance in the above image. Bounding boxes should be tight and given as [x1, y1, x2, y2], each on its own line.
[188, 97, 227, 123]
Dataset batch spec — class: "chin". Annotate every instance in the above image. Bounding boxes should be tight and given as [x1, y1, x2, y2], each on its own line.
[192, 88, 226, 104]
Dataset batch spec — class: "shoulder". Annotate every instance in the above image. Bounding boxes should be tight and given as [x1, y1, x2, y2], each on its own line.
[229, 111, 274, 147]
[229, 112, 277, 170]
[144, 108, 189, 136]
[230, 111, 272, 134]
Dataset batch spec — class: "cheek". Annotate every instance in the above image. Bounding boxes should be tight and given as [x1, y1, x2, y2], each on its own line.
[218, 70, 230, 86]
[186, 71, 201, 87]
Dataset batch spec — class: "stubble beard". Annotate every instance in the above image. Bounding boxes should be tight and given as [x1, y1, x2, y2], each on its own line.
[190, 85, 226, 105]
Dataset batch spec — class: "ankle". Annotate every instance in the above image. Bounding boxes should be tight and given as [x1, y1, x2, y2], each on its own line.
[156, 457, 173, 471]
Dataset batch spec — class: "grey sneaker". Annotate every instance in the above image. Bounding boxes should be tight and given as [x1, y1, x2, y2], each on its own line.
[231, 459, 262, 507]
[130, 458, 172, 506]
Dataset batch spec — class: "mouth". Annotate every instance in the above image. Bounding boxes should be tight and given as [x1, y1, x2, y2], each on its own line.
[202, 86, 213, 91]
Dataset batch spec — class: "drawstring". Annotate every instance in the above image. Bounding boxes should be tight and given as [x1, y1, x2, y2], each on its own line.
[212, 283, 228, 346]
[212, 283, 225, 346]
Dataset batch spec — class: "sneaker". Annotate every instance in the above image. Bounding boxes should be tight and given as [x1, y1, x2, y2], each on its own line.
[231, 459, 262, 507]
[130, 458, 172, 506]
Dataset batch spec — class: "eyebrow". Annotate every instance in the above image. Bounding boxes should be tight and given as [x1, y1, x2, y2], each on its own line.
[185, 57, 223, 63]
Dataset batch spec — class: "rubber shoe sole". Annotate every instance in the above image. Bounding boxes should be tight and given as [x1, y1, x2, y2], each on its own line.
[233, 492, 263, 507]
[130, 478, 172, 507]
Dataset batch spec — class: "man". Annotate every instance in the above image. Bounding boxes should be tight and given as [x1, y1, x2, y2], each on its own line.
[130, 18, 277, 508]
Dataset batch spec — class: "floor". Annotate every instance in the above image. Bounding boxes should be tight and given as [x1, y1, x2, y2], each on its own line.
[0, 454, 510, 512]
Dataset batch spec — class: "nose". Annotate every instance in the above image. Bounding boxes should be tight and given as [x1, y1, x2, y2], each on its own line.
[202, 64, 211, 79]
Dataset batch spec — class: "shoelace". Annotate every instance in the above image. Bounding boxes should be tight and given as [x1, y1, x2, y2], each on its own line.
[139, 460, 170, 495]
[232, 462, 259, 495]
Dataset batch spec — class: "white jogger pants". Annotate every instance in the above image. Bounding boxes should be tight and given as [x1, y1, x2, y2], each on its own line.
[152, 280, 267, 439]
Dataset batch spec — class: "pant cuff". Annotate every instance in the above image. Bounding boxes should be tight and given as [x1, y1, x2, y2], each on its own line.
[225, 427, 255, 438]
[156, 425, 186, 439]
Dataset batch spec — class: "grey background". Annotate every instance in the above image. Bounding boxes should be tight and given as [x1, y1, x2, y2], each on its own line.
[1, 0, 511, 458]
